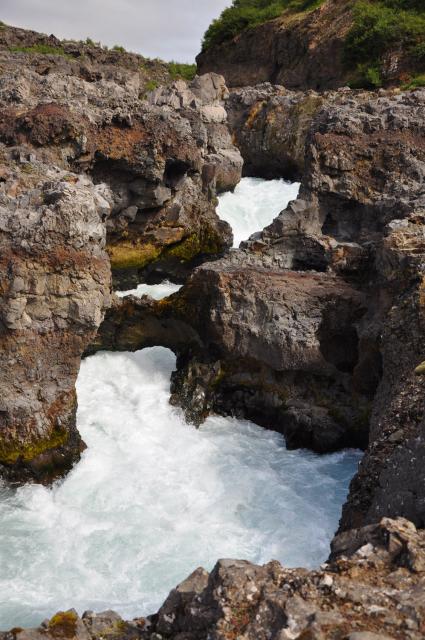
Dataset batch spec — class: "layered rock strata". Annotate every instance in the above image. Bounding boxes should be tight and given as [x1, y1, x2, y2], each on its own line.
[0, 149, 111, 481]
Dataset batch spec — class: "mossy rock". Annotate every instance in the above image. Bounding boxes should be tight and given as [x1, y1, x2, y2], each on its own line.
[48, 610, 78, 638]
[107, 241, 161, 270]
[415, 360, 425, 375]
[108, 226, 225, 272]
[0, 427, 69, 465]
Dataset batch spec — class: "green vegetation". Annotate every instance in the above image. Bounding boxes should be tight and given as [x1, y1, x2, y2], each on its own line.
[145, 79, 158, 92]
[112, 44, 126, 52]
[201, 0, 425, 88]
[344, 0, 425, 88]
[0, 427, 69, 465]
[202, 0, 324, 50]
[167, 61, 197, 81]
[404, 73, 425, 88]
[9, 44, 71, 57]
[48, 611, 78, 638]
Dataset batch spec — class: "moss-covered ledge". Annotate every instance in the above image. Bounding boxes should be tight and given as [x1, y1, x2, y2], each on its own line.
[0, 392, 86, 484]
[107, 224, 230, 288]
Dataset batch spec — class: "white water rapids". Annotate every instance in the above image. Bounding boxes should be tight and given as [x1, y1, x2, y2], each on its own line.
[116, 281, 182, 300]
[0, 178, 360, 631]
[217, 177, 300, 247]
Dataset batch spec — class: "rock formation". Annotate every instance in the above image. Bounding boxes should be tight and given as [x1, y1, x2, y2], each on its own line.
[197, 0, 424, 91]
[94, 88, 425, 524]
[0, 25, 243, 289]
[0, 24, 242, 480]
[0, 150, 111, 482]
[197, 0, 354, 90]
[1, 15, 425, 640]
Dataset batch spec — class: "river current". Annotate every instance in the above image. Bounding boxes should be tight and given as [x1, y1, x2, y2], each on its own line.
[0, 179, 361, 630]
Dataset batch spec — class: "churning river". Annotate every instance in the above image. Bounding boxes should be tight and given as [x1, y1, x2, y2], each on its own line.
[0, 179, 361, 630]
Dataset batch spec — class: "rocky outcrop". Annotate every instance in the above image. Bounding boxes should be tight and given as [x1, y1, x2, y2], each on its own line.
[0, 28, 242, 482]
[197, 0, 354, 90]
[92, 257, 369, 451]
[0, 25, 243, 288]
[0, 23, 182, 93]
[3, 517, 425, 639]
[170, 258, 369, 452]
[197, 0, 424, 91]
[0, 148, 111, 482]
[226, 84, 325, 179]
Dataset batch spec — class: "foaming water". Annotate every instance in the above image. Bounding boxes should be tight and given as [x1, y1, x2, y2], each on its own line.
[116, 281, 181, 299]
[0, 348, 360, 630]
[217, 177, 300, 247]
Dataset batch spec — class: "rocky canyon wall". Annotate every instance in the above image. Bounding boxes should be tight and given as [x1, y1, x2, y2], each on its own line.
[0, 24, 242, 480]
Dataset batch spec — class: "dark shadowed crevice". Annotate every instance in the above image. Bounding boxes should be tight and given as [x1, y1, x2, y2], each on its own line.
[164, 159, 190, 189]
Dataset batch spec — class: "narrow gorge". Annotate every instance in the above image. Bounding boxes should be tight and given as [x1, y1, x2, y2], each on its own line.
[0, 2, 425, 638]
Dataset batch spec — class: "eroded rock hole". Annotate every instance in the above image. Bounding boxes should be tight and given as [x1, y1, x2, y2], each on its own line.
[318, 306, 360, 374]
[164, 159, 189, 189]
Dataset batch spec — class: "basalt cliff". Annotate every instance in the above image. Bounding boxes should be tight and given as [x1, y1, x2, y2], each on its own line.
[197, 0, 425, 91]
[0, 17, 425, 640]
[0, 24, 242, 481]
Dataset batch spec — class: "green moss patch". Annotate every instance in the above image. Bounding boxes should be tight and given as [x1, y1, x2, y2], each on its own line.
[48, 611, 78, 638]
[109, 226, 225, 271]
[0, 428, 69, 465]
[403, 73, 425, 88]
[107, 241, 161, 270]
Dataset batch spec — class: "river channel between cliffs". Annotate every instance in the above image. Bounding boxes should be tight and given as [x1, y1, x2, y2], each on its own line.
[0, 179, 361, 630]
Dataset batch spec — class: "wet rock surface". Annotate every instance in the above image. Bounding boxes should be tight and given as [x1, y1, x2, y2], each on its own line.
[88, 81, 425, 530]
[97, 89, 425, 516]
[92, 86, 425, 549]
[2, 517, 424, 639]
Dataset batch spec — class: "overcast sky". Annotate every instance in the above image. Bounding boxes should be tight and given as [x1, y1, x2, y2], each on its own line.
[1, 0, 230, 62]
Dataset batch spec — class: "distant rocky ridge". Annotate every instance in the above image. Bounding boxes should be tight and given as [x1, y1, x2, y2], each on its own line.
[197, 0, 424, 91]
[197, 0, 353, 90]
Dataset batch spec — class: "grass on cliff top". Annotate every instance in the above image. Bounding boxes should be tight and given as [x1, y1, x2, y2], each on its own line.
[345, 0, 425, 88]
[9, 43, 73, 57]
[167, 61, 197, 81]
[202, 0, 324, 50]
